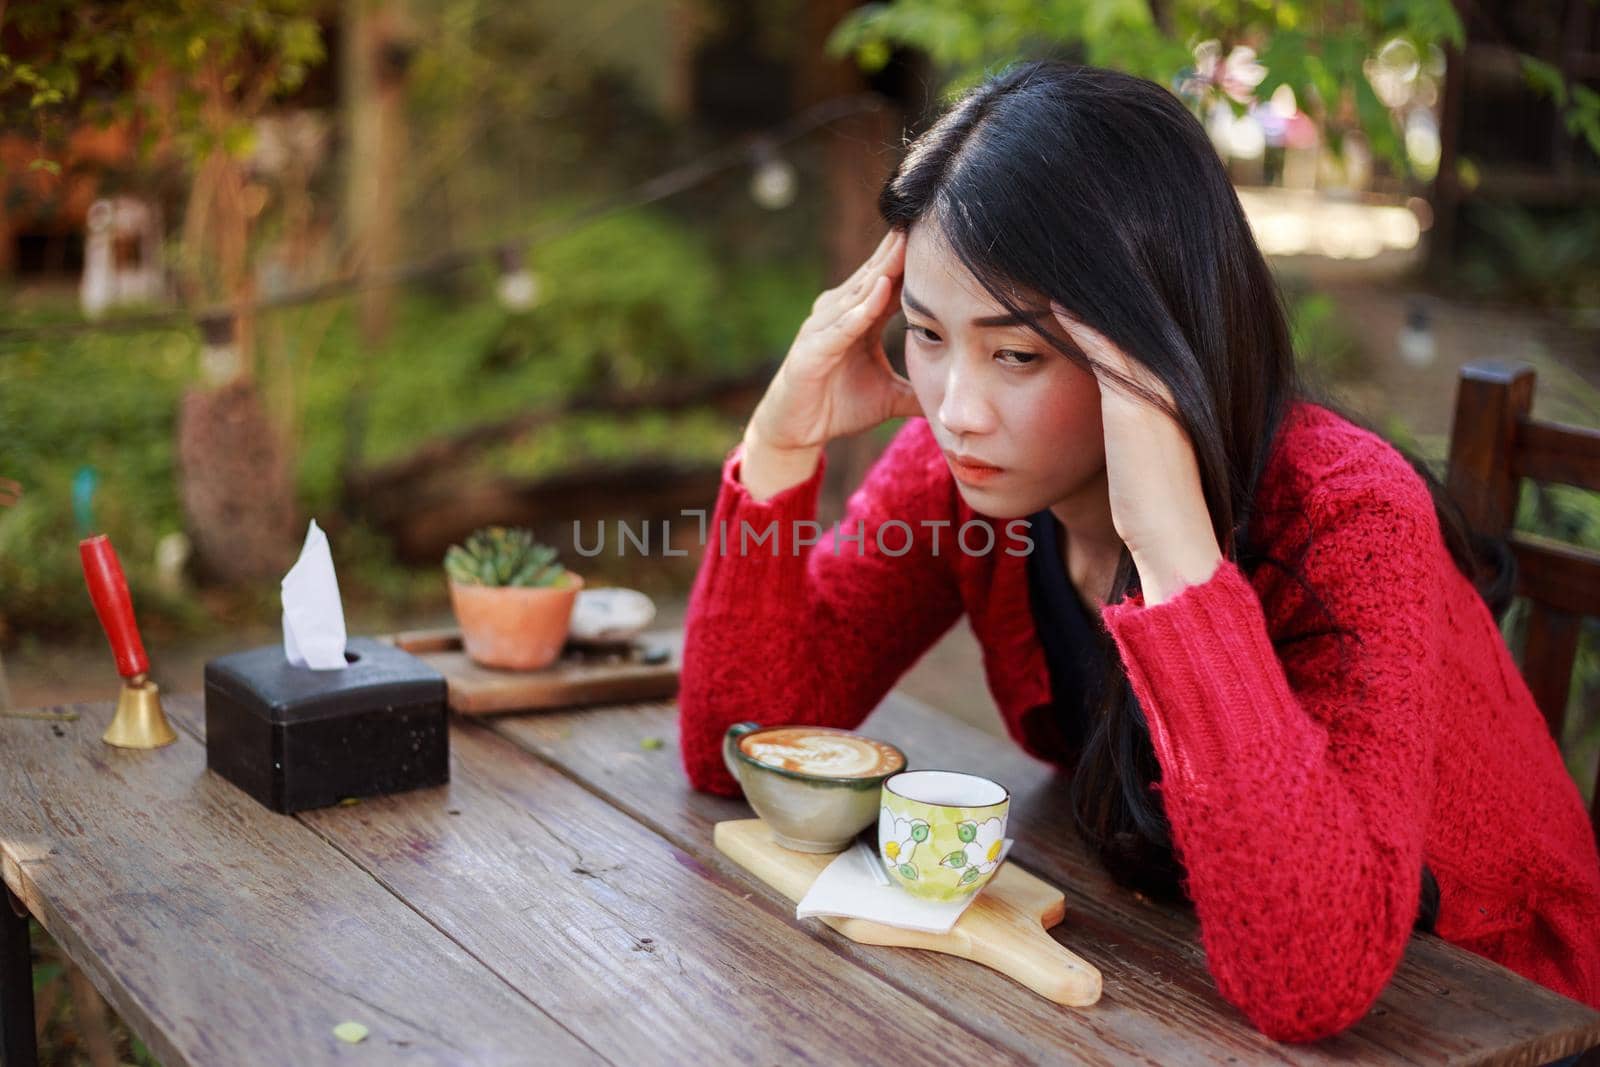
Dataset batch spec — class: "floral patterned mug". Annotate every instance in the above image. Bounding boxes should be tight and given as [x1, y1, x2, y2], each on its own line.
[878, 770, 1010, 902]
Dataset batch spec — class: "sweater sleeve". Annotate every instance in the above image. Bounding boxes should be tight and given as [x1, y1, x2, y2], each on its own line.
[678, 419, 965, 795]
[1099, 480, 1447, 1043]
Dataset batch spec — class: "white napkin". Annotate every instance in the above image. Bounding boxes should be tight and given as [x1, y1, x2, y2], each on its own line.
[796, 838, 1014, 935]
[281, 519, 348, 670]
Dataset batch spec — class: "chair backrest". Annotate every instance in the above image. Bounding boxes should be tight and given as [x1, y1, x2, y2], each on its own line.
[1446, 361, 1600, 841]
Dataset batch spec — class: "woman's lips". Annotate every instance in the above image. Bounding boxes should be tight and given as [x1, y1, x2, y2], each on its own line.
[945, 451, 1005, 485]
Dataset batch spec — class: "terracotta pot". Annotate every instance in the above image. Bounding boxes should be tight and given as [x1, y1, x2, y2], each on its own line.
[447, 573, 584, 671]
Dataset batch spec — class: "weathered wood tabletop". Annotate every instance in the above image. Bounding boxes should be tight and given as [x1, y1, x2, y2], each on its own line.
[2, 685, 1598, 1066]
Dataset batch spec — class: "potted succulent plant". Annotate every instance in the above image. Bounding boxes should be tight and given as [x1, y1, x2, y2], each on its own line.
[444, 526, 584, 670]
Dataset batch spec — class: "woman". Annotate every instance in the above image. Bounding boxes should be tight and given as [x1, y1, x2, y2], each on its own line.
[676, 61, 1600, 1045]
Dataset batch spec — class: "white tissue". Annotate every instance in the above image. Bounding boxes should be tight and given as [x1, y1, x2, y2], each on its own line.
[281, 519, 348, 670]
[796, 838, 1014, 935]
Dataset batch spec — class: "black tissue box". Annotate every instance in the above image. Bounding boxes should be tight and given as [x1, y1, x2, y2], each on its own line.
[204, 636, 449, 813]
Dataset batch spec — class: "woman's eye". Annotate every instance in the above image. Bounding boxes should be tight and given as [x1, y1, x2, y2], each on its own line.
[997, 350, 1037, 366]
[908, 324, 941, 344]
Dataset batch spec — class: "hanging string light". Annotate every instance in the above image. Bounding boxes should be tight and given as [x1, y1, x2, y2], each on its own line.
[1397, 299, 1437, 368]
[748, 137, 798, 211]
[198, 312, 243, 384]
[494, 244, 541, 312]
[0, 93, 885, 343]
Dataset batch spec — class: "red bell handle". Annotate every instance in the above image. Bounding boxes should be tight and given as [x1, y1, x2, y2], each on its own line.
[79, 535, 149, 680]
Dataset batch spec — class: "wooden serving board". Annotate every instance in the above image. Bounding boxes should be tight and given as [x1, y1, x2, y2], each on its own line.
[386, 627, 682, 715]
[714, 818, 1102, 1007]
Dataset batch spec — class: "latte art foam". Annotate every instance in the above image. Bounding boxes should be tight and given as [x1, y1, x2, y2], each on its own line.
[739, 727, 903, 778]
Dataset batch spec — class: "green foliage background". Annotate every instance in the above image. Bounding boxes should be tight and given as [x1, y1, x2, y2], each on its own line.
[0, 205, 820, 639]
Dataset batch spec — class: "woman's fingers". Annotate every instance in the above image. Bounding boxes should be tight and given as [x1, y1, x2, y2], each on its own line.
[826, 236, 904, 329]
[832, 230, 897, 302]
[1048, 302, 1111, 360]
[878, 228, 907, 277]
[813, 231, 902, 321]
[1049, 300, 1176, 407]
[1049, 302, 1127, 384]
[838, 230, 904, 305]
[862, 228, 901, 277]
[814, 264, 887, 341]
[766, 230, 915, 448]
[799, 232, 906, 379]
[829, 274, 892, 339]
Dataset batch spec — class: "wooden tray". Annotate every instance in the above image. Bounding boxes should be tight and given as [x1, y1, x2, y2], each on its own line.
[386, 627, 682, 715]
[714, 818, 1102, 1006]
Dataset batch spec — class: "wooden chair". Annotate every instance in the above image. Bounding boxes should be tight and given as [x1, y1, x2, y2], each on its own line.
[1446, 361, 1600, 840]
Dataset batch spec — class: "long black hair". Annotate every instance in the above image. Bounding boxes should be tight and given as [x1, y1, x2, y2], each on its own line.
[878, 61, 1510, 931]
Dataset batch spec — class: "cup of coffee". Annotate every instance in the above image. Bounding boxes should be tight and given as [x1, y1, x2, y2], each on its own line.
[879, 769, 1010, 902]
[723, 722, 907, 853]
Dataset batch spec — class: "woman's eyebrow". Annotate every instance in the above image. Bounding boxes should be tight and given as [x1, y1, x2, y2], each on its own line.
[901, 288, 1049, 328]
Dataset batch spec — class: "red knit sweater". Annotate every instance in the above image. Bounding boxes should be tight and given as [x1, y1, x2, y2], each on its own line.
[678, 401, 1600, 1041]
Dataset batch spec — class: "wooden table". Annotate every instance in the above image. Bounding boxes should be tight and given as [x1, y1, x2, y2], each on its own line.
[3, 688, 1598, 1066]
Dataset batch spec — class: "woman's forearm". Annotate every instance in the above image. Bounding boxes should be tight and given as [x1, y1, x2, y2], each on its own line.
[678, 421, 964, 795]
[738, 427, 824, 502]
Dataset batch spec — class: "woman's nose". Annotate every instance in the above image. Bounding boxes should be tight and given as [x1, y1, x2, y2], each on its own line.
[936, 358, 998, 439]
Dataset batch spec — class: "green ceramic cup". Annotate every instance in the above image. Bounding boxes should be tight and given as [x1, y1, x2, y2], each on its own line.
[723, 722, 907, 853]
[878, 769, 1010, 902]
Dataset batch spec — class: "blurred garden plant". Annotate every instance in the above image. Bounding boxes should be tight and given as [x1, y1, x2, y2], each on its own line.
[1455, 202, 1600, 317]
[1, 1, 326, 304]
[828, 0, 1597, 179]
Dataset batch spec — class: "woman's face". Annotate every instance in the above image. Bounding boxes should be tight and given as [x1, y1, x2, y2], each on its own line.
[900, 222, 1105, 520]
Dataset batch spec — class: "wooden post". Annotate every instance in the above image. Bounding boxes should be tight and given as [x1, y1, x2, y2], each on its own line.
[66, 964, 116, 1067]
[341, 0, 414, 500]
[1445, 362, 1534, 535]
[1523, 603, 1581, 741]
[177, 313, 298, 581]
[798, 1, 900, 526]
[344, 0, 413, 347]
[1446, 361, 1597, 816]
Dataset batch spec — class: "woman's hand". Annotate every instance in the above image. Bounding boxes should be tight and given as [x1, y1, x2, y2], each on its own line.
[746, 230, 920, 455]
[1051, 304, 1222, 605]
